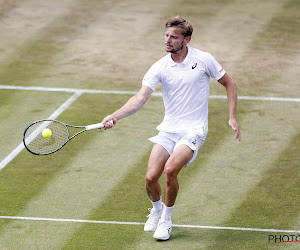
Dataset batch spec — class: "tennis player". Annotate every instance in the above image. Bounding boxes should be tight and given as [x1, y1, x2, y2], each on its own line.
[101, 16, 241, 240]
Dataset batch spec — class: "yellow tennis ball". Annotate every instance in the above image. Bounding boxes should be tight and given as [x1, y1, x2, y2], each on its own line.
[42, 128, 52, 138]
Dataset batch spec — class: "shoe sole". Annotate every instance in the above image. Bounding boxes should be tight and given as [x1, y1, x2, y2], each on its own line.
[153, 228, 171, 240]
[153, 235, 170, 241]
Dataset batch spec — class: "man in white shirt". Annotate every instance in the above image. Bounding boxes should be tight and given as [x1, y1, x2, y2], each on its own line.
[101, 16, 241, 240]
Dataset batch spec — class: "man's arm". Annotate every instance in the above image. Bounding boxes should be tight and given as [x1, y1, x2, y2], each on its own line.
[101, 85, 153, 129]
[218, 73, 241, 141]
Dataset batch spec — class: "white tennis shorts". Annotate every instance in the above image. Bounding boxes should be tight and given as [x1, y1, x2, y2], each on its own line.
[149, 131, 207, 167]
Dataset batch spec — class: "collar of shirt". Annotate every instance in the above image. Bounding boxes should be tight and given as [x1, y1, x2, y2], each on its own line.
[168, 45, 191, 67]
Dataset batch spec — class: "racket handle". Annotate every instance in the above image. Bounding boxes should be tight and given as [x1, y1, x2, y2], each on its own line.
[85, 120, 114, 130]
[85, 123, 104, 130]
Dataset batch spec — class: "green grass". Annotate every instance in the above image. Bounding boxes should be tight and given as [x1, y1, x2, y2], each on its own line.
[0, 0, 299, 249]
[222, 132, 300, 230]
[0, 90, 72, 159]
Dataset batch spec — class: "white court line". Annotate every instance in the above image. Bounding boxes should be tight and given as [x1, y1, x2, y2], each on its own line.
[0, 85, 137, 95]
[1, 84, 300, 102]
[0, 216, 299, 233]
[0, 91, 82, 171]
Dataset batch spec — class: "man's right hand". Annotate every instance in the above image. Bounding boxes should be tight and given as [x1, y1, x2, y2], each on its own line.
[98, 116, 117, 131]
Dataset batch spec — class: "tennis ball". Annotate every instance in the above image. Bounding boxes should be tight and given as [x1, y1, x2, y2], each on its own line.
[42, 128, 52, 138]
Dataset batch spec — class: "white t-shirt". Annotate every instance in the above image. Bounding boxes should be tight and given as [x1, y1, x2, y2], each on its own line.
[142, 46, 226, 134]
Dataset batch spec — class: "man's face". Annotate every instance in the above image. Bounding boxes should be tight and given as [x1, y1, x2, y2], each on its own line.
[165, 27, 189, 53]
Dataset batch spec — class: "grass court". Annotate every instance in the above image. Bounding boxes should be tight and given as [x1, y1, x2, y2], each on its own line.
[0, 0, 299, 249]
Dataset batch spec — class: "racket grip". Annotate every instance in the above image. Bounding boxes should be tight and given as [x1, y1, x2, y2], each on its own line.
[85, 123, 104, 130]
[85, 120, 114, 130]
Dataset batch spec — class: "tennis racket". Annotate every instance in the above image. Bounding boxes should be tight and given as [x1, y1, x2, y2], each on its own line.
[23, 119, 111, 155]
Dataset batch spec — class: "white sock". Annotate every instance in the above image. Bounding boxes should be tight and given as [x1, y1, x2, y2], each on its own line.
[151, 198, 162, 212]
[161, 203, 174, 220]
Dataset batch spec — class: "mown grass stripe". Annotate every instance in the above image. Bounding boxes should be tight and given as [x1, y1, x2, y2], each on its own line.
[0, 92, 81, 171]
[0, 94, 163, 249]
[208, 132, 300, 249]
[219, 132, 300, 229]
[0, 216, 299, 234]
[226, 0, 300, 98]
[205, 0, 300, 235]
[0, 1, 76, 51]
[0, 0, 122, 87]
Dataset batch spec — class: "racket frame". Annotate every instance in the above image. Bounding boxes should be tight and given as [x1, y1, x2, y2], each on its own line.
[23, 119, 104, 156]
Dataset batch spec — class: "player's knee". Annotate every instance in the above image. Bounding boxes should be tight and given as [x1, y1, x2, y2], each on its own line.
[145, 173, 159, 187]
[163, 165, 178, 183]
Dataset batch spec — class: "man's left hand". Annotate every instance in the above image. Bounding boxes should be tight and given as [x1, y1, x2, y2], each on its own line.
[229, 118, 241, 142]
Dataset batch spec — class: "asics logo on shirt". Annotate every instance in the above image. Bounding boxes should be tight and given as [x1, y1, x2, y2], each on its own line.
[192, 63, 197, 69]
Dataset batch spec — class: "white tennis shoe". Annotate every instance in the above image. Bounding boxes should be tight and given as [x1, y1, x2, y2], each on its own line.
[153, 217, 172, 240]
[144, 207, 163, 232]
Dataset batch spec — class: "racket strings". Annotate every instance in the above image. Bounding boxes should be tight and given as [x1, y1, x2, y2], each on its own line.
[24, 121, 69, 155]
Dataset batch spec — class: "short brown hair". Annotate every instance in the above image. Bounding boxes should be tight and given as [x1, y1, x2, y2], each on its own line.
[165, 16, 193, 37]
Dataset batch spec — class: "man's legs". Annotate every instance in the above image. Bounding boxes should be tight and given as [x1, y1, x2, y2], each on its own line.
[145, 144, 170, 202]
[153, 144, 193, 240]
[144, 144, 169, 232]
[163, 144, 194, 206]
[144, 142, 195, 240]
[145, 131, 206, 239]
